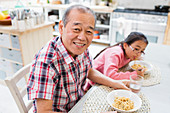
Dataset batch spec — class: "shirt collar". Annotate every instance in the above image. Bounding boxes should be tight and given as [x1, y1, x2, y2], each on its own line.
[56, 37, 85, 64]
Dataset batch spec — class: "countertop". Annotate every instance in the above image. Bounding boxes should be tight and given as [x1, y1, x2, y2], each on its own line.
[142, 43, 170, 113]
[0, 21, 55, 35]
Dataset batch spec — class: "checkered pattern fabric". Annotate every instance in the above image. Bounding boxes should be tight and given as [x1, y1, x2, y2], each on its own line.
[27, 36, 92, 112]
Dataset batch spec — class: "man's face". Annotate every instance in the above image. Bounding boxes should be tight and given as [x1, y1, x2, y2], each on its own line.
[59, 9, 95, 58]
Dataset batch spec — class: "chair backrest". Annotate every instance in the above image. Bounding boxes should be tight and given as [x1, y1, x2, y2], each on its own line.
[5, 63, 33, 113]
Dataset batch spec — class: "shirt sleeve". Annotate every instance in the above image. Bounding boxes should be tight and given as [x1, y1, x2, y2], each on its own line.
[103, 52, 137, 80]
[27, 61, 56, 100]
[86, 49, 93, 73]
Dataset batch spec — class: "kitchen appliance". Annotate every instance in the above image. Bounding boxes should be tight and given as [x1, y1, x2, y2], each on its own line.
[155, 5, 170, 12]
[110, 7, 168, 45]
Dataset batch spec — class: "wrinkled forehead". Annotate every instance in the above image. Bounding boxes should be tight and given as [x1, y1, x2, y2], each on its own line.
[72, 21, 95, 30]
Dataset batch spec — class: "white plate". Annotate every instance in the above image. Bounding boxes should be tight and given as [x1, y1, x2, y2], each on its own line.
[129, 60, 152, 74]
[107, 90, 142, 113]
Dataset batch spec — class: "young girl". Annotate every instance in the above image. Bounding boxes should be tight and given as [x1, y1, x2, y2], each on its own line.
[93, 32, 149, 80]
[83, 32, 148, 91]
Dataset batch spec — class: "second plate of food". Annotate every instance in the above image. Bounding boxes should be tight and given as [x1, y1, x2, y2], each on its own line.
[129, 60, 152, 74]
[107, 90, 142, 113]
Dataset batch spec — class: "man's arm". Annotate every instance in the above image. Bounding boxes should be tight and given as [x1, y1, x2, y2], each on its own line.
[87, 68, 131, 90]
[36, 99, 63, 113]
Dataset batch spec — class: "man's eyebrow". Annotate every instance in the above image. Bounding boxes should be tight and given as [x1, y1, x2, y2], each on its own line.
[73, 22, 94, 30]
[135, 45, 141, 48]
[89, 26, 94, 30]
[73, 22, 80, 25]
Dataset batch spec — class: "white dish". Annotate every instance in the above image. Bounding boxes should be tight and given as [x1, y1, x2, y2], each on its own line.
[107, 90, 142, 113]
[129, 60, 152, 74]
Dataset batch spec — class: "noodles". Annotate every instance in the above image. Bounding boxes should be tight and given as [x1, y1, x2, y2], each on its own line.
[112, 96, 134, 111]
[131, 64, 147, 70]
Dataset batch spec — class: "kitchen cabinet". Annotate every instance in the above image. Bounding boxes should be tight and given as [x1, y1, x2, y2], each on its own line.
[45, 8, 64, 36]
[93, 12, 112, 44]
[0, 22, 55, 85]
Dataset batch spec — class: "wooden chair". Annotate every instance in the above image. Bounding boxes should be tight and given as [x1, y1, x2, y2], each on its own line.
[5, 63, 33, 113]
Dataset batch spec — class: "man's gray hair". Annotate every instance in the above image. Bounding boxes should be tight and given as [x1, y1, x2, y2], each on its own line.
[62, 4, 96, 27]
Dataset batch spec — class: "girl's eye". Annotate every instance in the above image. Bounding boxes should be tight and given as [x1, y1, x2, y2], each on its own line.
[134, 48, 139, 51]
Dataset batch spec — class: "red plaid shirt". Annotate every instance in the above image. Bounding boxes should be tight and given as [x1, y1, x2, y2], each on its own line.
[27, 37, 92, 112]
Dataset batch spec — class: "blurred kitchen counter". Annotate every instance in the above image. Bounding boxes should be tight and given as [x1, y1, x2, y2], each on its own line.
[0, 21, 55, 66]
[0, 21, 55, 85]
[0, 21, 55, 36]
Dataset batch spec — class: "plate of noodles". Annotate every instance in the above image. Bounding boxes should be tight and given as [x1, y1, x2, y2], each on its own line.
[129, 60, 152, 74]
[107, 90, 142, 113]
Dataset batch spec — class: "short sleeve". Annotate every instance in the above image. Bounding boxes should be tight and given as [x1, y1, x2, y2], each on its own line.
[27, 61, 56, 100]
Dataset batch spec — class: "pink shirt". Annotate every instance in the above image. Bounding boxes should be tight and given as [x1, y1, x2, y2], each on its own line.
[93, 46, 137, 80]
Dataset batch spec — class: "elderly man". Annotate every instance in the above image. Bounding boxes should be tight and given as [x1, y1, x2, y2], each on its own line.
[27, 4, 130, 113]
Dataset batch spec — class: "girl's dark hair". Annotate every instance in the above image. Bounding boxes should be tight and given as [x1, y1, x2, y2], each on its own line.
[94, 32, 148, 59]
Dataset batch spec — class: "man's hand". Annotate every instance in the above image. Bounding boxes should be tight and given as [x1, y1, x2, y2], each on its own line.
[111, 80, 131, 91]
[136, 67, 146, 77]
[88, 68, 131, 91]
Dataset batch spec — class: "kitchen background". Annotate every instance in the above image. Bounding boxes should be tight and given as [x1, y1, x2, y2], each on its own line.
[0, 0, 170, 113]
[0, 0, 170, 81]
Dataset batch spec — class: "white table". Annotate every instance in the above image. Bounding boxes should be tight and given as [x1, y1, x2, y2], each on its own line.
[141, 43, 170, 113]
[69, 43, 170, 113]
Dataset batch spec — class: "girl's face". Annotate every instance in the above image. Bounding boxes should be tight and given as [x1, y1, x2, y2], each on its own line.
[124, 40, 147, 60]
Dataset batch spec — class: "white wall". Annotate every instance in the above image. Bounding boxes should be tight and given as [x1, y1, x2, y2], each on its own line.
[117, 0, 170, 9]
[0, 0, 45, 13]
[0, 0, 31, 9]
[0, 0, 170, 9]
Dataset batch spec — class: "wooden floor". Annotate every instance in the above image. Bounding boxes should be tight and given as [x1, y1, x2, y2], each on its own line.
[0, 84, 19, 113]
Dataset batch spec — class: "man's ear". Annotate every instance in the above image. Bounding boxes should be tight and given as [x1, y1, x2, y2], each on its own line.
[59, 20, 64, 35]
